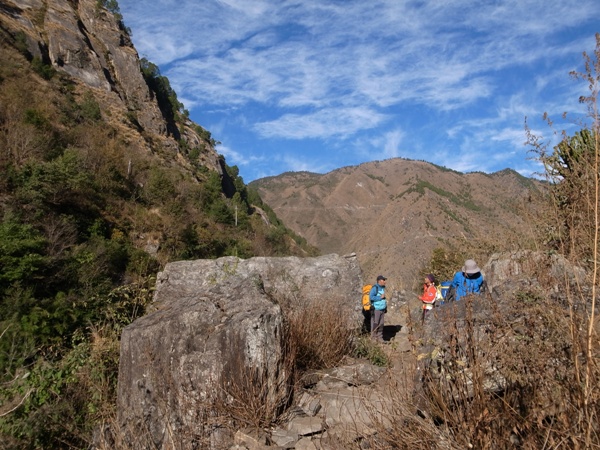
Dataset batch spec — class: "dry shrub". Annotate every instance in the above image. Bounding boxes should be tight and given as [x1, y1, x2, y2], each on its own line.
[215, 331, 295, 432]
[516, 34, 600, 448]
[415, 284, 599, 449]
[286, 294, 356, 371]
[217, 365, 289, 430]
[363, 396, 463, 450]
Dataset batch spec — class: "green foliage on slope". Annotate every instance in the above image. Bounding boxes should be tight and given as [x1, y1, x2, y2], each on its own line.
[0, 23, 317, 447]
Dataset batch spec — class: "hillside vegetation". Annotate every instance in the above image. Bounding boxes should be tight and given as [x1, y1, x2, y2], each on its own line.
[0, 3, 316, 447]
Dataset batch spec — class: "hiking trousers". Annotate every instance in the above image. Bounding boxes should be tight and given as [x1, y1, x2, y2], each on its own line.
[371, 309, 385, 341]
[362, 309, 371, 334]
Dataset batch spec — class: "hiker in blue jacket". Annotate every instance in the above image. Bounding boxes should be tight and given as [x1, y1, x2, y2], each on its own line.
[450, 259, 485, 301]
[369, 275, 387, 342]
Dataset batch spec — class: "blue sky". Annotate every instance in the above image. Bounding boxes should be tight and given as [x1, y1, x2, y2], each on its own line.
[117, 0, 599, 183]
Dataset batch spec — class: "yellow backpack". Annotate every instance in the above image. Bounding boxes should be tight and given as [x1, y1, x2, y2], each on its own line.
[362, 284, 373, 311]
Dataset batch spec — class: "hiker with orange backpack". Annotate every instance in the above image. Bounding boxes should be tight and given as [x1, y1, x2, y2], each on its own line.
[419, 273, 437, 323]
[369, 275, 387, 342]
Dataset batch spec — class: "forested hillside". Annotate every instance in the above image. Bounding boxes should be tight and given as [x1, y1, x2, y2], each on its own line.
[0, 1, 316, 447]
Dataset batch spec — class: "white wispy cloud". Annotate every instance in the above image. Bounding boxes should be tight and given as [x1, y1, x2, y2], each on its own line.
[382, 130, 404, 159]
[254, 108, 389, 139]
[131, 0, 598, 115]
[277, 152, 334, 175]
[118, 0, 600, 181]
[217, 144, 267, 168]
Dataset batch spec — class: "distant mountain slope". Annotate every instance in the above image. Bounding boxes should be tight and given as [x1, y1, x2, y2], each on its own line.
[250, 160, 545, 285]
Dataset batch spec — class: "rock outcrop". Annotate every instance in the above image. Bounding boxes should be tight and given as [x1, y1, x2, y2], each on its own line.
[116, 253, 364, 449]
[1, 0, 222, 173]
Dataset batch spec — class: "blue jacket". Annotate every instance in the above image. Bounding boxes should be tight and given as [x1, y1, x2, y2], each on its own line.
[369, 284, 387, 311]
[451, 271, 484, 301]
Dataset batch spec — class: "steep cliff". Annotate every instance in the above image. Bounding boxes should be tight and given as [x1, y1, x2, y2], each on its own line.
[0, 0, 221, 173]
[0, 0, 316, 263]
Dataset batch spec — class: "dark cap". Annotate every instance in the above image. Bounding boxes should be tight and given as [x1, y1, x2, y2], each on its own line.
[376, 275, 387, 281]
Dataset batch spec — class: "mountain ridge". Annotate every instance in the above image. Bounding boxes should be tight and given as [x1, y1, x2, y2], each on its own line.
[250, 158, 545, 286]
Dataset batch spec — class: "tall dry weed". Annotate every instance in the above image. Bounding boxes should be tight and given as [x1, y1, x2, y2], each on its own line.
[286, 294, 356, 371]
[215, 330, 295, 431]
[526, 33, 600, 448]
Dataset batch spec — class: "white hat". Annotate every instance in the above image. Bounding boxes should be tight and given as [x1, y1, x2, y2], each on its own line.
[462, 259, 481, 274]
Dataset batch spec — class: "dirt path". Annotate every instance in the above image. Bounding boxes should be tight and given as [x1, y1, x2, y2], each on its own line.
[379, 301, 422, 398]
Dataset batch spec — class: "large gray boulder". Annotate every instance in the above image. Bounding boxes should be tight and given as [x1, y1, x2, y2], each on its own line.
[116, 253, 362, 449]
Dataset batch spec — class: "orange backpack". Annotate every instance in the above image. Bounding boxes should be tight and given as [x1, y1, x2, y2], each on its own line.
[362, 284, 373, 311]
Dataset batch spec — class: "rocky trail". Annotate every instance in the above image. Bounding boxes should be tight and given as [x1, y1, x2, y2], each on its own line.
[254, 297, 425, 450]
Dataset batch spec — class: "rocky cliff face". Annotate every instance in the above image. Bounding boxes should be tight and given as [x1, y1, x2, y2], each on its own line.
[0, 0, 221, 173]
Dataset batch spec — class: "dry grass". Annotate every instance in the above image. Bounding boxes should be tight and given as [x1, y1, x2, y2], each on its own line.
[285, 295, 356, 371]
[215, 330, 295, 432]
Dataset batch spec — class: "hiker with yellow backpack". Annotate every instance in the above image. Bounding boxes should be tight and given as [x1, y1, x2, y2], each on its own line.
[361, 284, 373, 334]
[360, 275, 388, 339]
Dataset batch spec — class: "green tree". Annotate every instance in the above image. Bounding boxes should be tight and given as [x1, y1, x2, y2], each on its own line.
[0, 216, 47, 295]
[144, 167, 177, 205]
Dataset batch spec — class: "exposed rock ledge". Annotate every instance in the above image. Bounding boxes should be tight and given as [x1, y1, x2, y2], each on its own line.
[116, 250, 590, 449]
[116, 253, 363, 449]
